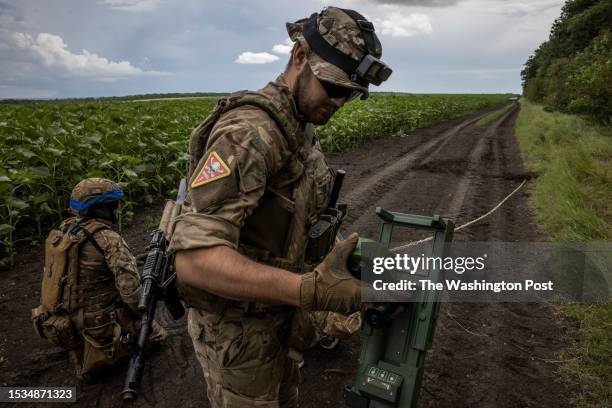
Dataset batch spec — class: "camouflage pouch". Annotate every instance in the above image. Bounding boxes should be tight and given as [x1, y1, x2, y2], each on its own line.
[159, 198, 194, 242]
[34, 310, 80, 350]
[81, 320, 124, 376]
[40, 228, 72, 311]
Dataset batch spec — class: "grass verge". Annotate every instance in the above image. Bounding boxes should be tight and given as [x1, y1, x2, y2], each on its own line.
[475, 103, 513, 127]
[515, 99, 611, 408]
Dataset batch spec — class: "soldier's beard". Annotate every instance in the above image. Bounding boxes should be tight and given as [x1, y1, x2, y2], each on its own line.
[294, 68, 336, 126]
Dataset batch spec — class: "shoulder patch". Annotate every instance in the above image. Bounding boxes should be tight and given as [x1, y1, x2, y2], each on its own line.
[192, 151, 232, 188]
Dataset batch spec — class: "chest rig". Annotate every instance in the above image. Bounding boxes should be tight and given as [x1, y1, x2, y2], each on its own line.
[187, 90, 334, 273]
[39, 218, 119, 315]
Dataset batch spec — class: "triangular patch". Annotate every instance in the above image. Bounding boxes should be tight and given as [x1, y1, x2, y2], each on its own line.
[191, 151, 231, 188]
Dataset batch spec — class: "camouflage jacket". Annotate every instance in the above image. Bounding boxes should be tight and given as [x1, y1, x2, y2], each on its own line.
[170, 75, 334, 312]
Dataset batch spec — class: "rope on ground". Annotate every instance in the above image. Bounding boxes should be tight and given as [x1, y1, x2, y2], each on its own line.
[445, 311, 489, 337]
[390, 179, 527, 252]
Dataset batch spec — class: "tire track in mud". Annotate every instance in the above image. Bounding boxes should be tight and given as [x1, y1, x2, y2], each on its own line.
[316, 101, 573, 408]
[342, 108, 494, 232]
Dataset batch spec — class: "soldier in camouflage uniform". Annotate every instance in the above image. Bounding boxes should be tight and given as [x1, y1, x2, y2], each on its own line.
[32, 178, 166, 380]
[171, 6, 390, 407]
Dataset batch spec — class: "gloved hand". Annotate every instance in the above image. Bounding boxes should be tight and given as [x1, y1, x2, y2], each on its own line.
[300, 233, 363, 315]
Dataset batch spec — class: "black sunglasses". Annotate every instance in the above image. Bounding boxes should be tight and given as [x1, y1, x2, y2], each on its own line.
[318, 79, 361, 101]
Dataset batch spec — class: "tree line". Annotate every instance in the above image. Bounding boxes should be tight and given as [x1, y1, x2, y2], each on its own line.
[521, 0, 611, 124]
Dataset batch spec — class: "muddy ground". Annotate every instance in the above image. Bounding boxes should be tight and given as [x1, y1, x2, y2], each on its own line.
[0, 103, 576, 407]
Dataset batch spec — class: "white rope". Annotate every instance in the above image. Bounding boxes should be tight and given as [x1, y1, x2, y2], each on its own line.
[390, 179, 527, 252]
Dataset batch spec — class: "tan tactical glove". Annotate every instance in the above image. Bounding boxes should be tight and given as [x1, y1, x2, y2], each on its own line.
[300, 233, 363, 315]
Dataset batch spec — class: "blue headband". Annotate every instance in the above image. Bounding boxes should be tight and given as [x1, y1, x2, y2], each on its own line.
[69, 189, 124, 212]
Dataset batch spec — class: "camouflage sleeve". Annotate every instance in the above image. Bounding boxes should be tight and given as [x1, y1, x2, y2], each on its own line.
[96, 229, 141, 312]
[170, 106, 289, 252]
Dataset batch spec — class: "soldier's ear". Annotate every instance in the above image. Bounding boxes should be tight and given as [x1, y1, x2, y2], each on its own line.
[291, 43, 308, 73]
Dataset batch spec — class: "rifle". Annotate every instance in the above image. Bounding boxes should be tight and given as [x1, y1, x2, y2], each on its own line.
[121, 179, 187, 401]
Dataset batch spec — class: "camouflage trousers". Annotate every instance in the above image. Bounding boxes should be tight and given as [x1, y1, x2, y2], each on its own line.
[188, 307, 300, 407]
[187, 307, 362, 407]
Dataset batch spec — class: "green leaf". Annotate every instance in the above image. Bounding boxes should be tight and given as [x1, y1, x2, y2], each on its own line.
[6, 197, 30, 210]
[30, 193, 49, 204]
[27, 166, 50, 178]
[40, 202, 54, 213]
[85, 134, 102, 144]
[71, 158, 83, 169]
[124, 169, 138, 178]
[16, 147, 36, 159]
[0, 224, 15, 234]
[134, 164, 147, 172]
[45, 147, 64, 156]
[130, 179, 149, 189]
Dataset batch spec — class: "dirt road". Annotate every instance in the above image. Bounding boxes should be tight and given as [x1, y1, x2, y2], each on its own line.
[0, 103, 574, 407]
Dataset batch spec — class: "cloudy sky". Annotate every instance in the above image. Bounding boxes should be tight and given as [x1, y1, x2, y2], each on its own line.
[0, 0, 564, 99]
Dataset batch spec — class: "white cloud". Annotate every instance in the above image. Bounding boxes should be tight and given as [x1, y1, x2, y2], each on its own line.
[318, 0, 461, 9]
[370, 0, 462, 6]
[318, 0, 377, 7]
[98, 0, 162, 12]
[306, 4, 434, 38]
[373, 9, 433, 37]
[491, 1, 563, 18]
[272, 38, 293, 55]
[11, 32, 166, 80]
[234, 52, 279, 64]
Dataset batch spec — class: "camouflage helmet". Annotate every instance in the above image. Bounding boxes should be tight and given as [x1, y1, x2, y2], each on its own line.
[286, 6, 392, 99]
[69, 178, 124, 216]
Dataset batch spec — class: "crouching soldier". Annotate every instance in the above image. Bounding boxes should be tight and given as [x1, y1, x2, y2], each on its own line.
[31, 178, 166, 380]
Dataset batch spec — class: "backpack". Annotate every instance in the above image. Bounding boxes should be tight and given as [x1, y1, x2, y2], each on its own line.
[32, 218, 110, 348]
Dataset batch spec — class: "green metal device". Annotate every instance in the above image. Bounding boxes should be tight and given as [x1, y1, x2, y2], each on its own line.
[344, 207, 454, 408]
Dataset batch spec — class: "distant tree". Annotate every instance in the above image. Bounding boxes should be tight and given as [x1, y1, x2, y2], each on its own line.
[521, 0, 612, 123]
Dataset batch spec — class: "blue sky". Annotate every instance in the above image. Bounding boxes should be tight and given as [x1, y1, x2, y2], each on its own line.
[0, 0, 564, 99]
